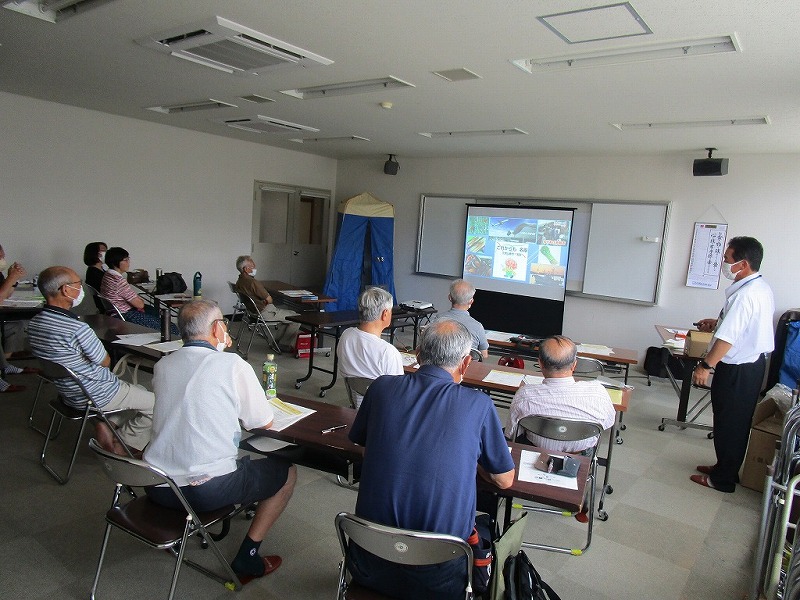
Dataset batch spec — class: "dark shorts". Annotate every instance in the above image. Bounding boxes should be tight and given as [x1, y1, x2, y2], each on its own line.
[147, 455, 291, 512]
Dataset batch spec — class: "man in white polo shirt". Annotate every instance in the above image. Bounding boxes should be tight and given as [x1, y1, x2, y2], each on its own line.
[691, 236, 775, 493]
[337, 287, 404, 408]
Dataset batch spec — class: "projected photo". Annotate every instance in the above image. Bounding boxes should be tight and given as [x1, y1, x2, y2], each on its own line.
[462, 205, 574, 302]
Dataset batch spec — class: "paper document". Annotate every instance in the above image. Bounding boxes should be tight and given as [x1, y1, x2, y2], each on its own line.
[597, 376, 623, 389]
[279, 290, 314, 297]
[154, 293, 191, 301]
[144, 340, 184, 354]
[518, 450, 579, 490]
[577, 343, 613, 356]
[485, 330, 518, 342]
[268, 398, 315, 431]
[242, 436, 296, 453]
[113, 333, 161, 346]
[400, 352, 419, 368]
[483, 369, 525, 387]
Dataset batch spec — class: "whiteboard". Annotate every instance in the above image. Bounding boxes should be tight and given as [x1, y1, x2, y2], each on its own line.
[416, 194, 669, 304]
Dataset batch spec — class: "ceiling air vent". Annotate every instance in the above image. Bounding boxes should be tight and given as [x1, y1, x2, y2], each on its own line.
[146, 99, 237, 114]
[217, 115, 320, 135]
[137, 16, 333, 76]
[2, 0, 118, 23]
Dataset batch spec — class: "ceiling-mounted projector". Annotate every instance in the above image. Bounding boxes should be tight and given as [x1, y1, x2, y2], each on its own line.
[693, 147, 728, 176]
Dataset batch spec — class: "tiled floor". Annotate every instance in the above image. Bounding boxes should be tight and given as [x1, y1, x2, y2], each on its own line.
[0, 330, 763, 600]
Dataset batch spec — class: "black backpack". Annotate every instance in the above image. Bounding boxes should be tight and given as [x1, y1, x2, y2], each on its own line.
[155, 272, 187, 295]
[503, 551, 561, 600]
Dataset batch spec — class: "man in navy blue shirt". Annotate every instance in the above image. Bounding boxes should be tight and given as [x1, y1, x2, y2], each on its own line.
[348, 319, 515, 599]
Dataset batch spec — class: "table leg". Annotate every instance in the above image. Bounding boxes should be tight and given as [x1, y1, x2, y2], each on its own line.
[596, 412, 618, 522]
[294, 325, 318, 387]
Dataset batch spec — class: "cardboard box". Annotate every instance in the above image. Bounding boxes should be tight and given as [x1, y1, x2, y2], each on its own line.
[740, 397, 785, 492]
[684, 329, 713, 358]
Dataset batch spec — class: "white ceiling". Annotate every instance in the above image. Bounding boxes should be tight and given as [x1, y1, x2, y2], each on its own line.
[1, 0, 798, 160]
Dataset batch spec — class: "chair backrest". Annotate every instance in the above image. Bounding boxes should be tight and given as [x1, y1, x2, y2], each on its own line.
[227, 281, 237, 294]
[237, 291, 262, 319]
[89, 437, 170, 488]
[469, 348, 483, 362]
[336, 512, 472, 575]
[573, 357, 605, 378]
[37, 357, 99, 406]
[514, 415, 603, 446]
[97, 294, 126, 320]
[344, 376, 375, 409]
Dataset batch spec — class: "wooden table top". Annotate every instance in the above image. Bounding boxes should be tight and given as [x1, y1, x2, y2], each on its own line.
[248, 393, 587, 511]
[261, 280, 337, 304]
[488, 335, 638, 365]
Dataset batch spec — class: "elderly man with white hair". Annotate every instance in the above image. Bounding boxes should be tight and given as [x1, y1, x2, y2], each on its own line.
[337, 287, 404, 408]
[435, 278, 489, 359]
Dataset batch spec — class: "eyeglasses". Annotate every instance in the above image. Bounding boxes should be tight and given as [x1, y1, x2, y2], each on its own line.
[212, 318, 229, 329]
[121, 257, 130, 262]
[60, 280, 82, 289]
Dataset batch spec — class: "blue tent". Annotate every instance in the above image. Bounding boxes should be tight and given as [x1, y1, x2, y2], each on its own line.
[323, 192, 395, 311]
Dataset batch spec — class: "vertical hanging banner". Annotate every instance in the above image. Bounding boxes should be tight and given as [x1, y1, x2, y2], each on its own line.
[686, 222, 728, 289]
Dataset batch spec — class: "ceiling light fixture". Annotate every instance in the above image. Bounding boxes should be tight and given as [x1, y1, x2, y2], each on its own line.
[289, 136, 370, 143]
[419, 128, 528, 138]
[281, 76, 414, 100]
[611, 116, 769, 130]
[146, 99, 237, 114]
[512, 34, 740, 73]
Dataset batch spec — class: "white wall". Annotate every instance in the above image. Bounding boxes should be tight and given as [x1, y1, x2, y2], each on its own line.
[336, 155, 800, 362]
[0, 92, 337, 307]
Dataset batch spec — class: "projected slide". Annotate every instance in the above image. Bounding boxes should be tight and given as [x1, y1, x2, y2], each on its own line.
[463, 205, 573, 301]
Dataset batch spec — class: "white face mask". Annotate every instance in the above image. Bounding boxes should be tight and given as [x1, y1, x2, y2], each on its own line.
[0, 258, 7, 272]
[66, 284, 85, 307]
[98, 251, 106, 263]
[216, 331, 229, 352]
[721, 260, 741, 281]
[249, 268, 257, 277]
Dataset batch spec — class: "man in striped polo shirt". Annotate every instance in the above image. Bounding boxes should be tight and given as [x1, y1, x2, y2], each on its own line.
[28, 266, 155, 455]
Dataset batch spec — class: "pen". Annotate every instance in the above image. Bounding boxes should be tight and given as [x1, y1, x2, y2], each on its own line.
[321, 424, 347, 434]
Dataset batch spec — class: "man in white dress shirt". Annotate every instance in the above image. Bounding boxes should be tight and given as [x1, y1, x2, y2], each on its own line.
[337, 287, 404, 408]
[505, 335, 616, 453]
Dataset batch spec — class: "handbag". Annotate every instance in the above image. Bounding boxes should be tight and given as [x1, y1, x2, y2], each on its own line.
[468, 513, 495, 595]
[155, 272, 187, 295]
[126, 269, 149, 284]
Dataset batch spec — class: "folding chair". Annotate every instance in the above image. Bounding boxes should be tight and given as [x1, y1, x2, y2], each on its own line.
[97, 294, 127, 320]
[236, 292, 282, 358]
[509, 415, 602, 556]
[343, 376, 375, 410]
[38, 358, 134, 484]
[469, 348, 483, 362]
[87, 439, 243, 600]
[334, 512, 474, 600]
[29, 362, 60, 436]
[573, 356, 605, 378]
[227, 281, 246, 341]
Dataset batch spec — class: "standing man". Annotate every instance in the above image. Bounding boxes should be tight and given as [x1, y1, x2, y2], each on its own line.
[347, 320, 515, 598]
[691, 236, 775, 493]
[28, 266, 155, 454]
[337, 287, 404, 408]
[436, 279, 489, 359]
[234, 255, 300, 351]
[144, 300, 296, 583]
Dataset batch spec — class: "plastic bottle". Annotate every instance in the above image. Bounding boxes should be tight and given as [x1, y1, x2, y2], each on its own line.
[193, 271, 202, 299]
[262, 354, 277, 398]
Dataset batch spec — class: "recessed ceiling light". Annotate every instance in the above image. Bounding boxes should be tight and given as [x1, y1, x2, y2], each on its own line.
[281, 76, 414, 99]
[419, 128, 528, 138]
[288, 136, 370, 143]
[610, 117, 769, 130]
[146, 99, 237, 114]
[239, 94, 275, 104]
[431, 68, 482, 82]
[512, 34, 740, 72]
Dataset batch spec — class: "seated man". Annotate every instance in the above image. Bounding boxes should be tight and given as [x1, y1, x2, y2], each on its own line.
[144, 300, 296, 584]
[337, 287, 404, 408]
[28, 266, 155, 454]
[506, 335, 616, 453]
[435, 279, 489, 359]
[348, 320, 515, 599]
[234, 255, 300, 351]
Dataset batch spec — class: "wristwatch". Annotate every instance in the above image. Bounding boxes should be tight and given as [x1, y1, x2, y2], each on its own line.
[698, 360, 714, 371]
